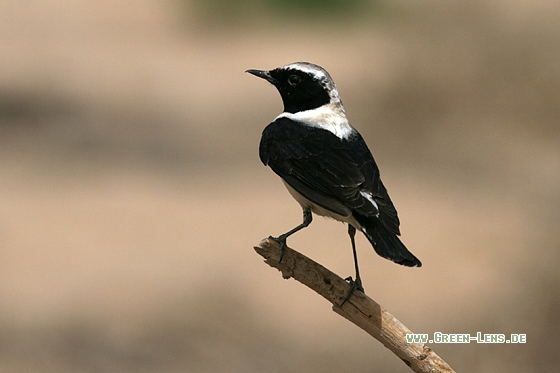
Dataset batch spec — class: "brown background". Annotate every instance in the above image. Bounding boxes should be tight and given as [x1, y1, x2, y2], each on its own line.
[1, 1, 559, 372]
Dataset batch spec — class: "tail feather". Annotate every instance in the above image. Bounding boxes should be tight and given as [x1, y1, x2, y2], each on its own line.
[358, 216, 422, 267]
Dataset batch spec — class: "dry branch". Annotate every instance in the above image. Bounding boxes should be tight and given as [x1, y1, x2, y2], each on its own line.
[254, 238, 455, 373]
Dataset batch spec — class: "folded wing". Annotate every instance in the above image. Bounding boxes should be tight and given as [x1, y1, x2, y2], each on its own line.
[259, 117, 401, 235]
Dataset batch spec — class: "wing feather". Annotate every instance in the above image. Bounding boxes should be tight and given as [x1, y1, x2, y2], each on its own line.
[260, 117, 401, 234]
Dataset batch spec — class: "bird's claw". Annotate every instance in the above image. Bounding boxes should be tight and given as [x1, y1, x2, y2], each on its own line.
[340, 276, 364, 306]
[269, 235, 287, 263]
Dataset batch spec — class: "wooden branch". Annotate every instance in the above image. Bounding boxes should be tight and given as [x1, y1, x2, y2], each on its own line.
[254, 238, 455, 373]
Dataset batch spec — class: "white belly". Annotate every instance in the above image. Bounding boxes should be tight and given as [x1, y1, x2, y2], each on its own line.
[282, 181, 361, 229]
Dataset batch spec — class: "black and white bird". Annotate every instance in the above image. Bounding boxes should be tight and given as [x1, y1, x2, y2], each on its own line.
[247, 62, 421, 293]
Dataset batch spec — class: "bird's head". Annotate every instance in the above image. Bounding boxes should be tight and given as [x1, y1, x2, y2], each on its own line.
[246, 62, 342, 114]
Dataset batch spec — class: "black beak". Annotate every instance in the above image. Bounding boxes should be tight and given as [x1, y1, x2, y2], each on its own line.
[246, 69, 278, 85]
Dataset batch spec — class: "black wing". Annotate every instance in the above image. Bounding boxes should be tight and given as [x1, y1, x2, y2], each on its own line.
[259, 117, 401, 235]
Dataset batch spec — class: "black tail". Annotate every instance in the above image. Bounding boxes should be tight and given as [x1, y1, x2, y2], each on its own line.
[357, 215, 422, 267]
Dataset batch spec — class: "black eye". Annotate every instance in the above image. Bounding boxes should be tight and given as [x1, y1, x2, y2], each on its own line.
[288, 75, 301, 86]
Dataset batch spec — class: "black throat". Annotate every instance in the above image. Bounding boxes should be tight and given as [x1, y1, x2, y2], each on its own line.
[280, 85, 331, 113]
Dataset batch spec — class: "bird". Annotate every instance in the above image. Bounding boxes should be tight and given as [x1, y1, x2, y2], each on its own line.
[246, 62, 421, 297]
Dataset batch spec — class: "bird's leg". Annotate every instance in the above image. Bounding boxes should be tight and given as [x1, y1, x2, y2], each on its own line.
[270, 207, 312, 262]
[341, 224, 365, 306]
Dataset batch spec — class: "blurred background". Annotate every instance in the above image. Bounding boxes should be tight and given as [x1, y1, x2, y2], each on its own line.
[0, 0, 559, 372]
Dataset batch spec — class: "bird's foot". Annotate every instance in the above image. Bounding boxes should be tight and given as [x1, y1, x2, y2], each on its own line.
[269, 235, 287, 263]
[340, 276, 365, 307]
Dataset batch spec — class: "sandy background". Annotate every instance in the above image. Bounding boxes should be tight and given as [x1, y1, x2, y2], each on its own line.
[1, 1, 559, 372]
